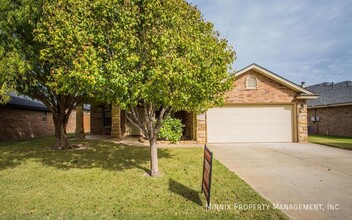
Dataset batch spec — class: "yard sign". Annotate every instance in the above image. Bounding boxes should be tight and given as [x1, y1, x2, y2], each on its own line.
[201, 145, 213, 207]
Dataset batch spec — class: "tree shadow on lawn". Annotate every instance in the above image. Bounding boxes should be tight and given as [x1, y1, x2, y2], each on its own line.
[169, 178, 203, 206]
[0, 139, 172, 173]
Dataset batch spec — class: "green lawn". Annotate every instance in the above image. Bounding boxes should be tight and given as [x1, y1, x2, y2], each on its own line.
[309, 135, 352, 150]
[0, 137, 287, 219]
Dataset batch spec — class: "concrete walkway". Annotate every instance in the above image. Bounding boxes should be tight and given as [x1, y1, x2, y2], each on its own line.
[208, 143, 352, 220]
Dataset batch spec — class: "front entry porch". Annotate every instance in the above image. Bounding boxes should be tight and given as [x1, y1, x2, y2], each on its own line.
[89, 104, 198, 141]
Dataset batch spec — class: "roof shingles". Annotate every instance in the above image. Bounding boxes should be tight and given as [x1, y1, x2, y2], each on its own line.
[1, 93, 91, 111]
[307, 81, 352, 107]
[4, 94, 48, 111]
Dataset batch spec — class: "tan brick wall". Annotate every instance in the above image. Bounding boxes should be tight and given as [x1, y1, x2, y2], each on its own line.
[66, 109, 76, 134]
[75, 106, 85, 138]
[185, 112, 195, 140]
[196, 113, 206, 143]
[225, 70, 297, 103]
[297, 100, 308, 143]
[83, 111, 91, 133]
[0, 107, 76, 141]
[121, 110, 126, 136]
[111, 105, 122, 138]
[196, 69, 308, 143]
[90, 104, 126, 136]
[308, 105, 352, 137]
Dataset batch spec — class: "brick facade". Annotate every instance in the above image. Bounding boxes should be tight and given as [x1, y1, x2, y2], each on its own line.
[196, 113, 207, 143]
[308, 105, 352, 137]
[297, 100, 308, 142]
[89, 67, 312, 143]
[66, 109, 76, 134]
[111, 105, 122, 138]
[90, 104, 126, 137]
[75, 105, 85, 138]
[90, 105, 194, 140]
[0, 107, 76, 141]
[83, 111, 91, 133]
[195, 69, 309, 143]
[90, 104, 111, 135]
[225, 70, 297, 103]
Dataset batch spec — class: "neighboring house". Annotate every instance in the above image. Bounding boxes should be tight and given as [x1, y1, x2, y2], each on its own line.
[0, 93, 89, 141]
[90, 64, 318, 143]
[307, 81, 352, 137]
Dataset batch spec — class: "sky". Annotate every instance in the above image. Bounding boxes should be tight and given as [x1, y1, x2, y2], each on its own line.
[187, 0, 352, 86]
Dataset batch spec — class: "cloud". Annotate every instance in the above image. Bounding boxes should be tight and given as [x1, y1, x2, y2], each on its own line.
[187, 0, 352, 85]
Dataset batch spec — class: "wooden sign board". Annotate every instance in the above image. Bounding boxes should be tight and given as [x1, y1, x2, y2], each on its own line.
[201, 145, 213, 207]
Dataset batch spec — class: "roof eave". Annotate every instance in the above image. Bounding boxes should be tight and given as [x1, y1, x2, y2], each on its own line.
[308, 102, 352, 109]
[296, 94, 319, 100]
[5, 104, 49, 111]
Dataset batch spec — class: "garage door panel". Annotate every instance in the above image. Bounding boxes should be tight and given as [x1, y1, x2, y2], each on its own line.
[207, 105, 293, 143]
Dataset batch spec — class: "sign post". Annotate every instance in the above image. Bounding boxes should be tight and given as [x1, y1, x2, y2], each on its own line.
[201, 145, 213, 207]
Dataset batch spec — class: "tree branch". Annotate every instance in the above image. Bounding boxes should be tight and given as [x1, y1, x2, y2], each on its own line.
[126, 105, 148, 136]
[153, 106, 172, 139]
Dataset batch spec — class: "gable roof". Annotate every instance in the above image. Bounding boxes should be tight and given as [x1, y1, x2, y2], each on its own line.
[236, 63, 318, 99]
[307, 81, 352, 107]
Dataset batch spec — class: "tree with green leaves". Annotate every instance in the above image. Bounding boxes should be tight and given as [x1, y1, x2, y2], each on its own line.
[104, 0, 236, 176]
[0, 0, 113, 149]
[0, 48, 27, 104]
[33, 0, 138, 149]
[1, 0, 235, 176]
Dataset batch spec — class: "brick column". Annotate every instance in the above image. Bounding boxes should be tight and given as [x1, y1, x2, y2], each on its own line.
[297, 100, 308, 143]
[74, 104, 85, 139]
[189, 112, 197, 140]
[111, 105, 122, 138]
[196, 113, 207, 144]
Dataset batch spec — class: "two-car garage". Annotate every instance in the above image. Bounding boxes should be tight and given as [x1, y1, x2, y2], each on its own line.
[196, 63, 318, 144]
[206, 105, 294, 143]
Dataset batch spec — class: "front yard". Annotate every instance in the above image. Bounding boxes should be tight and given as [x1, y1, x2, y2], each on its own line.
[0, 137, 287, 219]
[309, 135, 352, 150]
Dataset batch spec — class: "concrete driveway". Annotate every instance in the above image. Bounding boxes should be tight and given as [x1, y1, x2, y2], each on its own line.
[208, 143, 352, 220]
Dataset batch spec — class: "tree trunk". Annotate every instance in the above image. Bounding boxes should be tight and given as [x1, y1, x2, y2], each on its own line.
[149, 136, 159, 176]
[126, 105, 172, 177]
[53, 115, 70, 150]
[74, 104, 85, 139]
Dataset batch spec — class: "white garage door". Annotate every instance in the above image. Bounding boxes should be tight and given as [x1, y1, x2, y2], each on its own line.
[207, 105, 293, 143]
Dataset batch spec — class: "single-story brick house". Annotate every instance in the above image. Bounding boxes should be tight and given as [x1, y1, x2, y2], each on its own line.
[0, 93, 90, 141]
[307, 81, 352, 137]
[91, 64, 318, 143]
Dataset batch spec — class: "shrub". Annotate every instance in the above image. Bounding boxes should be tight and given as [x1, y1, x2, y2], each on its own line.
[158, 116, 184, 143]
